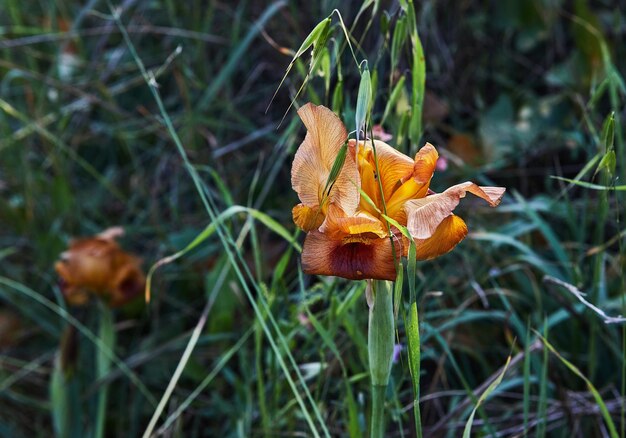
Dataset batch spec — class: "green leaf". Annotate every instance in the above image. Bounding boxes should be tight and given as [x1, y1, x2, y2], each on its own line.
[390, 16, 407, 79]
[408, 1, 425, 146]
[332, 80, 344, 115]
[318, 47, 331, 98]
[601, 112, 615, 152]
[381, 76, 406, 125]
[406, 302, 422, 437]
[393, 261, 403, 319]
[462, 356, 511, 438]
[594, 112, 616, 177]
[356, 65, 372, 141]
[322, 143, 348, 198]
[268, 17, 331, 110]
[595, 150, 616, 178]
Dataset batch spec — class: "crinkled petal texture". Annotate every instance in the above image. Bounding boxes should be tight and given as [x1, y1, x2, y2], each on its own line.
[55, 229, 145, 307]
[301, 231, 402, 281]
[320, 204, 387, 240]
[403, 182, 505, 259]
[291, 103, 359, 230]
[349, 141, 439, 222]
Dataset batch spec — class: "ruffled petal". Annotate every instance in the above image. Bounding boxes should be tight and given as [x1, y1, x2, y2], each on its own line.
[350, 139, 414, 202]
[320, 203, 387, 240]
[292, 103, 359, 216]
[293, 203, 325, 232]
[411, 142, 439, 186]
[301, 231, 401, 281]
[404, 182, 505, 240]
[413, 214, 468, 260]
[385, 143, 439, 220]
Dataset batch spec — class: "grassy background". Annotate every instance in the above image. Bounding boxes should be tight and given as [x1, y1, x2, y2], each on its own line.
[1, 0, 625, 436]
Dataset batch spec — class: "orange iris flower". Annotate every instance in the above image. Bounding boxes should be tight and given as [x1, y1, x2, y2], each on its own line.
[291, 103, 505, 281]
[55, 227, 145, 307]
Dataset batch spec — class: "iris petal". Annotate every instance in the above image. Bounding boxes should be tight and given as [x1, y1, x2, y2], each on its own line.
[293, 203, 325, 232]
[412, 214, 468, 260]
[301, 231, 401, 281]
[320, 204, 387, 239]
[291, 104, 359, 220]
[404, 182, 505, 240]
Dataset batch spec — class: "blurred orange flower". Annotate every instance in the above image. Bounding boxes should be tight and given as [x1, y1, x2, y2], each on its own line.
[291, 103, 505, 281]
[55, 227, 145, 307]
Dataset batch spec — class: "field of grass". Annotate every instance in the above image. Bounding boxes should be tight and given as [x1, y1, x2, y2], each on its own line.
[1, 0, 625, 436]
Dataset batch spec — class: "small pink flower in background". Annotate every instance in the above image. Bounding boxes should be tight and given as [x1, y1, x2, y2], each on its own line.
[297, 312, 312, 329]
[436, 155, 448, 172]
[372, 124, 393, 142]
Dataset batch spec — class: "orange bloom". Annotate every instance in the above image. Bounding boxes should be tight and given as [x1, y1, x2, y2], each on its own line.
[55, 227, 145, 307]
[291, 103, 505, 281]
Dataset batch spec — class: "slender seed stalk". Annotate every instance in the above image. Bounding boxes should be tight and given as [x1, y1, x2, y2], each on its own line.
[368, 280, 394, 438]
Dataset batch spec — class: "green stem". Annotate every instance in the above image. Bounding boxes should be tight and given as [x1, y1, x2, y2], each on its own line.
[368, 280, 394, 438]
[407, 302, 422, 438]
[371, 385, 387, 438]
[95, 305, 115, 438]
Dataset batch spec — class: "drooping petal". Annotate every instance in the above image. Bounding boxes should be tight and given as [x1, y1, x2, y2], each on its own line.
[413, 214, 468, 260]
[320, 203, 387, 240]
[291, 103, 359, 217]
[301, 231, 401, 281]
[404, 182, 505, 240]
[292, 203, 325, 232]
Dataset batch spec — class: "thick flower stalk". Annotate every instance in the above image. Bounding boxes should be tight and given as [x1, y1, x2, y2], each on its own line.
[55, 227, 145, 307]
[292, 103, 505, 277]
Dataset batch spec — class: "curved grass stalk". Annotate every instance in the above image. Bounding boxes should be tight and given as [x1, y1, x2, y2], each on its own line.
[107, 4, 331, 435]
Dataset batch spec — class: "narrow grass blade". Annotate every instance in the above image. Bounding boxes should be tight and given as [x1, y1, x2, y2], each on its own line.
[407, 1, 425, 147]
[145, 205, 301, 301]
[156, 328, 254, 434]
[95, 306, 115, 438]
[390, 16, 407, 82]
[197, 1, 286, 110]
[381, 76, 405, 126]
[109, 6, 330, 434]
[305, 308, 361, 438]
[0, 276, 156, 406]
[551, 176, 626, 191]
[267, 16, 331, 111]
[50, 354, 70, 438]
[462, 356, 511, 438]
[536, 332, 619, 438]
